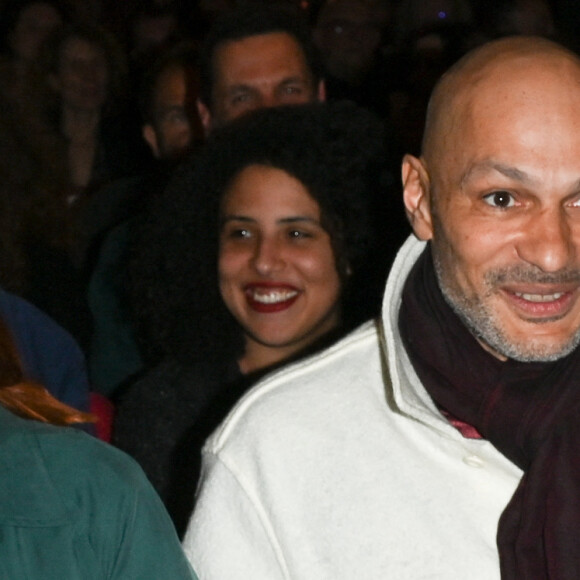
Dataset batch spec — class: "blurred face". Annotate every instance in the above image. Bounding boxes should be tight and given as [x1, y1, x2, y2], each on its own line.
[403, 0, 467, 29]
[219, 164, 342, 364]
[143, 65, 202, 161]
[54, 37, 108, 112]
[314, 1, 384, 82]
[132, 13, 177, 56]
[9, 2, 62, 62]
[404, 50, 580, 362]
[200, 32, 324, 132]
[198, 0, 235, 20]
[506, 0, 555, 37]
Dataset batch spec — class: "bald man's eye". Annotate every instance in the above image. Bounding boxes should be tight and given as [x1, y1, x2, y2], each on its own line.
[483, 191, 516, 208]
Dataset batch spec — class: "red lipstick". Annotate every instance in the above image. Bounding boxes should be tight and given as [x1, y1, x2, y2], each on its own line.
[244, 283, 300, 313]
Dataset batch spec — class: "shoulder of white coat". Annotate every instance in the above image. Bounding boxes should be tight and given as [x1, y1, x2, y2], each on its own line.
[207, 320, 381, 451]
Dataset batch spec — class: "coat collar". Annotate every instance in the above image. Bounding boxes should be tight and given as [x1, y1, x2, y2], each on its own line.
[380, 236, 463, 438]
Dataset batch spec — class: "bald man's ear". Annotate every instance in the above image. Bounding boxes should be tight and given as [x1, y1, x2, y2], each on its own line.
[402, 154, 434, 241]
[142, 124, 161, 159]
[197, 98, 212, 137]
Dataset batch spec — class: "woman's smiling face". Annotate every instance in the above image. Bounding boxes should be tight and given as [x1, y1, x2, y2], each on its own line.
[219, 164, 342, 367]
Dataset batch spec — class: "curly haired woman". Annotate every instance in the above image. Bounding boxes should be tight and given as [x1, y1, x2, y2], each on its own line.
[114, 101, 402, 536]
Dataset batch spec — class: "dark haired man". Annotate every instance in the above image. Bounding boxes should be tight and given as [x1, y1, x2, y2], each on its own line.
[140, 43, 203, 163]
[196, 6, 325, 132]
[185, 36, 580, 578]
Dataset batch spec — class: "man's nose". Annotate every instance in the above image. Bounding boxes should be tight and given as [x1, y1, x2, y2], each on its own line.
[516, 207, 575, 272]
[259, 90, 283, 109]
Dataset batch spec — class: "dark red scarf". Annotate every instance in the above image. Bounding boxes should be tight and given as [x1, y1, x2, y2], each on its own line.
[398, 244, 580, 579]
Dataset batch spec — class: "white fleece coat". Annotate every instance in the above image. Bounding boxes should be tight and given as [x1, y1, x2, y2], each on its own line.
[183, 236, 523, 579]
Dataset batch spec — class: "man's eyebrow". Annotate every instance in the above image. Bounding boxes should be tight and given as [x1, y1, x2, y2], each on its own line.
[279, 76, 308, 85]
[156, 105, 185, 116]
[460, 161, 532, 187]
[225, 84, 255, 95]
[221, 215, 321, 225]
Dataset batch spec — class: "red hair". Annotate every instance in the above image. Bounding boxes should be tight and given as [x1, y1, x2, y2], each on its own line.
[0, 317, 95, 426]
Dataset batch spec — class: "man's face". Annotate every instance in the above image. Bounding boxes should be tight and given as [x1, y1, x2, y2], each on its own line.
[143, 65, 202, 161]
[55, 37, 109, 113]
[199, 32, 324, 131]
[10, 2, 62, 62]
[403, 53, 580, 362]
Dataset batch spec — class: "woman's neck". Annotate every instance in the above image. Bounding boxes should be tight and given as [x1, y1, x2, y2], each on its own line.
[238, 321, 341, 375]
[238, 342, 300, 375]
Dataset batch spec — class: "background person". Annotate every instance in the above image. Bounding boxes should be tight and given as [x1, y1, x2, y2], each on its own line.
[40, 22, 149, 204]
[195, 6, 326, 133]
[19, 22, 149, 351]
[312, 0, 394, 119]
[0, 0, 69, 107]
[87, 41, 204, 397]
[0, 315, 196, 579]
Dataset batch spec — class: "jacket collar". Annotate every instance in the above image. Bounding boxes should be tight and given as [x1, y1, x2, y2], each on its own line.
[380, 236, 464, 438]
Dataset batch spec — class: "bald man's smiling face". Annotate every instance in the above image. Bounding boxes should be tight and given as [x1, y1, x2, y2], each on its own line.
[403, 39, 580, 362]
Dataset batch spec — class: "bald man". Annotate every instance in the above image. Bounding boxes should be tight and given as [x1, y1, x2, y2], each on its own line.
[183, 37, 580, 579]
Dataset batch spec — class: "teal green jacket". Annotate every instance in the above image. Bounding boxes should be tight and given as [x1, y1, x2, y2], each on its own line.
[0, 405, 196, 579]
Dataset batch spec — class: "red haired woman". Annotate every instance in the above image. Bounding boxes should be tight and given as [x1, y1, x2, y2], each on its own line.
[0, 318, 195, 579]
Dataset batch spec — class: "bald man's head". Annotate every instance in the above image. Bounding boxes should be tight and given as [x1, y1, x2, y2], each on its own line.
[402, 37, 580, 362]
[421, 36, 580, 169]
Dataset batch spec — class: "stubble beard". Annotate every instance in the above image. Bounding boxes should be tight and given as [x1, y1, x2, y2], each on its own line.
[432, 252, 580, 363]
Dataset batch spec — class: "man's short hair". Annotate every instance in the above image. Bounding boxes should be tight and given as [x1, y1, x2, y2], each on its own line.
[138, 42, 200, 126]
[199, 6, 323, 109]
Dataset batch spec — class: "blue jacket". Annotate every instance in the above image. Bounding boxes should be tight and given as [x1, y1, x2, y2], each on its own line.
[0, 288, 90, 411]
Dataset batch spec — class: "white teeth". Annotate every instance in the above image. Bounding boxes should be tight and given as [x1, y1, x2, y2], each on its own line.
[250, 289, 298, 304]
[514, 292, 564, 302]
